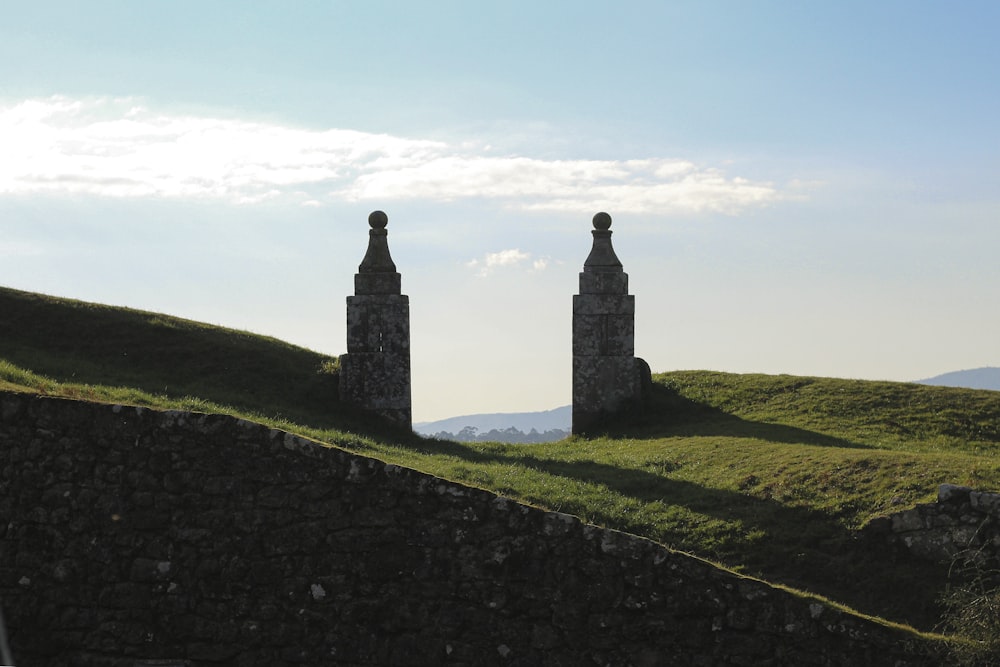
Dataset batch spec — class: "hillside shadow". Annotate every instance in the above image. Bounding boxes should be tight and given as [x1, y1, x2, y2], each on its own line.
[595, 384, 871, 449]
[0, 287, 355, 429]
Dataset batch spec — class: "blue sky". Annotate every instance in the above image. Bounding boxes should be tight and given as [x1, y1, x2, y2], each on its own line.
[2, 1, 998, 421]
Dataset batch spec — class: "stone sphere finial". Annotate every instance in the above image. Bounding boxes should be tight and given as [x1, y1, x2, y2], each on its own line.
[593, 212, 612, 230]
[369, 210, 388, 229]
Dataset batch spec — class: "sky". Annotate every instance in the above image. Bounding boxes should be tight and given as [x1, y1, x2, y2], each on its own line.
[1, 1, 998, 422]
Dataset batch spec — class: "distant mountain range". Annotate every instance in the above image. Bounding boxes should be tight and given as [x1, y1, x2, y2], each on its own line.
[414, 406, 571, 443]
[914, 367, 1000, 391]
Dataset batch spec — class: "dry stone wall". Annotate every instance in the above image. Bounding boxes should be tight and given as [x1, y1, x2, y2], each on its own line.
[0, 391, 935, 666]
[864, 483, 1000, 565]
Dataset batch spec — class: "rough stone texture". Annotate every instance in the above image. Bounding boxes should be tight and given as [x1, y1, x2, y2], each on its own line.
[0, 392, 936, 666]
[572, 212, 649, 434]
[864, 483, 1000, 564]
[339, 210, 412, 428]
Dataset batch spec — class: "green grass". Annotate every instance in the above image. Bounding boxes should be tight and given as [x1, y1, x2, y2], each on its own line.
[646, 370, 1000, 454]
[326, 417, 1000, 630]
[0, 286, 343, 422]
[3, 284, 1000, 639]
[0, 285, 412, 439]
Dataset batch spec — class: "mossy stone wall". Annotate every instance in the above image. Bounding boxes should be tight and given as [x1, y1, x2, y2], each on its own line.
[0, 392, 934, 666]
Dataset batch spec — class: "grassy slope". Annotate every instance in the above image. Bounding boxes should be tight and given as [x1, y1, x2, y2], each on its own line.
[0, 285, 410, 438]
[355, 379, 1000, 630]
[3, 285, 999, 635]
[0, 286, 338, 417]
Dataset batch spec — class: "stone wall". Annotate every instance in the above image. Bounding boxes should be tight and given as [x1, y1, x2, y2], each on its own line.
[864, 483, 1000, 565]
[0, 391, 935, 666]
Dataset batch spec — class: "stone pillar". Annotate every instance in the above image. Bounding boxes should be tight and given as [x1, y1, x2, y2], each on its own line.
[339, 210, 412, 428]
[572, 212, 648, 434]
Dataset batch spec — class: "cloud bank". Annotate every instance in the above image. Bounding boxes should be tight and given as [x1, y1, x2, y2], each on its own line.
[0, 96, 783, 214]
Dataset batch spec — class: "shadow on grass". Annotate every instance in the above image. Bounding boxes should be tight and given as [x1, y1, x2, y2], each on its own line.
[0, 287, 355, 425]
[410, 433, 946, 631]
[592, 383, 872, 449]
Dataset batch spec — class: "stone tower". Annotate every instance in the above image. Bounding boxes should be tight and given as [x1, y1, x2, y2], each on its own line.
[572, 212, 648, 434]
[339, 210, 412, 428]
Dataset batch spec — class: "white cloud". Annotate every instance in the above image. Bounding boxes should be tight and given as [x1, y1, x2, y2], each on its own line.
[466, 249, 556, 277]
[468, 248, 537, 277]
[0, 96, 787, 214]
[485, 248, 530, 267]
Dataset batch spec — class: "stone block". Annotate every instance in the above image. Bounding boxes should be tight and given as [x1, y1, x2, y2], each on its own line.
[890, 509, 925, 533]
[970, 491, 1000, 514]
[355, 272, 401, 295]
[573, 357, 644, 432]
[572, 314, 635, 356]
[578, 271, 629, 295]
[572, 293, 636, 316]
[864, 516, 891, 534]
[345, 297, 410, 354]
[938, 483, 972, 503]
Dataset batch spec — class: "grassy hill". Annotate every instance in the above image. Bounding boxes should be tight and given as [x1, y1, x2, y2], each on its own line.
[3, 284, 1000, 640]
[0, 285, 412, 439]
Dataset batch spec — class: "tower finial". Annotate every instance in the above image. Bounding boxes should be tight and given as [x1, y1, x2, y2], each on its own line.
[583, 211, 622, 271]
[593, 211, 612, 230]
[359, 210, 397, 274]
[369, 210, 388, 229]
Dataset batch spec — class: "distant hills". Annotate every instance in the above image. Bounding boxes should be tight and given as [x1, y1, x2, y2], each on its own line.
[418, 366, 1000, 442]
[915, 367, 1000, 391]
[414, 405, 571, 443]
